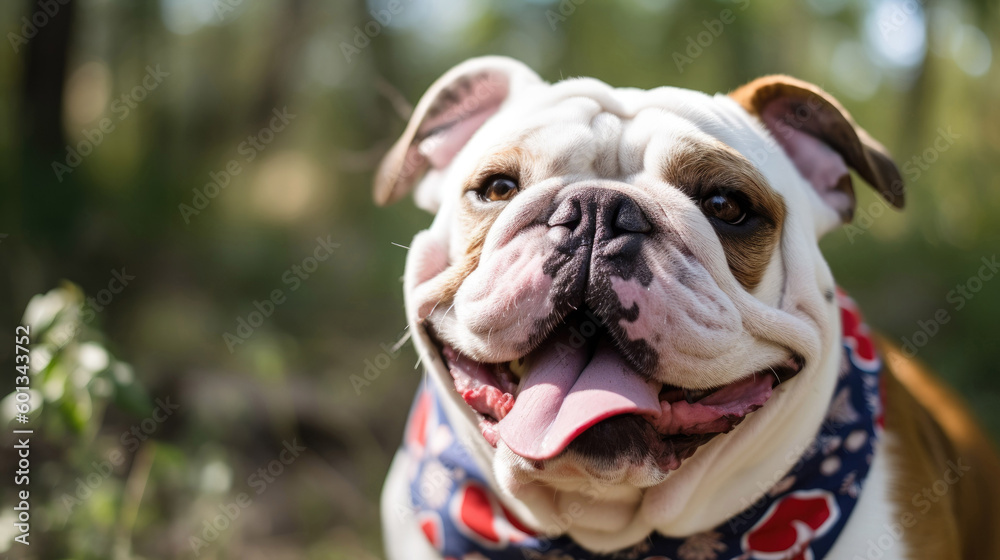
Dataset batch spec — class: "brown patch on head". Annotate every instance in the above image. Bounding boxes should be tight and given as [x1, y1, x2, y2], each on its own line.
[426, 146, 537, 309]
[664, 141, 786, 290]
[462, 144, 536, 196]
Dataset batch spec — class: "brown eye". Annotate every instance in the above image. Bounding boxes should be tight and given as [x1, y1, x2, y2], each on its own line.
[702, 193, 747, 225]
[479, 175, 519, 202]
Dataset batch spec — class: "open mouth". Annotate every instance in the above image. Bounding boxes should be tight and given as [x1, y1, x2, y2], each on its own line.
[433, 308, 804, 471]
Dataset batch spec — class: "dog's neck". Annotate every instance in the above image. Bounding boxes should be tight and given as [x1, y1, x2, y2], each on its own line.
[400, 290, 883, 558]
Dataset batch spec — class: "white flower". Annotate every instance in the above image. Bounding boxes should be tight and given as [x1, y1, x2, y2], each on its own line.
[818, 435, 842, 455]
[821, 456, 842, 476]
[827, 388, 860, 426]
[865, 390, 882, 417]
[428, 423, 454, 456]
[844, 430, 868, 453]
[417, 460, 453, 509]
[840, 470, 861, 498]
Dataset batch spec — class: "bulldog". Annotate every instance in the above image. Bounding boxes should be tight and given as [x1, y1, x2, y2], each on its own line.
[375, 57, 1000, 560]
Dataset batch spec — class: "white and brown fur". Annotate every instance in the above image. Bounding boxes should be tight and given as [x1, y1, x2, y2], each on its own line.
[375, 57, 1000, 559]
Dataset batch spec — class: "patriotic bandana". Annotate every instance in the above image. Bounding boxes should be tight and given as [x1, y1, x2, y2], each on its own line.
[401, 290, 883, 560]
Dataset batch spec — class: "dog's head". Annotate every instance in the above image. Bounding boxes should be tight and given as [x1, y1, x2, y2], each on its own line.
[376, 57, 902, 546]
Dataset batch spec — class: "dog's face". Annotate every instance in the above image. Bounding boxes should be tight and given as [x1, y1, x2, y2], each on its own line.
[377, 57, 902, 547]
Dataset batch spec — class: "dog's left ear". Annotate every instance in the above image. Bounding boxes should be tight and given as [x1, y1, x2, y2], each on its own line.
[374, 56, 543, 212]
[729, 75, 904, 223]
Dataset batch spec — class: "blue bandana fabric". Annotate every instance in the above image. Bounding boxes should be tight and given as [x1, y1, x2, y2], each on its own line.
[400, 290, 883, 560]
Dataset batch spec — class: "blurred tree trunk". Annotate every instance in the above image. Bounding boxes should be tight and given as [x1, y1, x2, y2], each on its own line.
[19, 0, 82, 248]
[22, 0, 75, 153]
[251, 0, 306, 132]
[895, 40, 933, 158]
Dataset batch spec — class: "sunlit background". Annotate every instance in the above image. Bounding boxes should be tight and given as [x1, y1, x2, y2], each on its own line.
[0, 0, 998, 558]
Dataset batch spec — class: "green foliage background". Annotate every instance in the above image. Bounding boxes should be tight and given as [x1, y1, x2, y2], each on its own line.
[0, 0, 998, 558]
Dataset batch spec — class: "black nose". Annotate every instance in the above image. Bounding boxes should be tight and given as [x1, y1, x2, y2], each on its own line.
[548, 188, 652, 249]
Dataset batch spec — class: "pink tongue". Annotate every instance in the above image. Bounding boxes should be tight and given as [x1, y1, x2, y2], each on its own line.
[496, 329, 661, 461]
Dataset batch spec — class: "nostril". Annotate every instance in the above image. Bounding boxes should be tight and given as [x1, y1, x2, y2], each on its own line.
[613, 198, 652, 234]
[548, 198, 582, 228]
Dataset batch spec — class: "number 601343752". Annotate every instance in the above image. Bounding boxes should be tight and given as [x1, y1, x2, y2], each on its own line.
[14, 325, 30, 384]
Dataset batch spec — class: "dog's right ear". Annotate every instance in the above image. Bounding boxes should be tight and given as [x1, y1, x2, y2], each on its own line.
[374, 56, 543, 212]
[729, 75, 904, 227]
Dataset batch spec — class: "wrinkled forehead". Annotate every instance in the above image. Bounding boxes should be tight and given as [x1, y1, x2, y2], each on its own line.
[476, 77, 766, 182]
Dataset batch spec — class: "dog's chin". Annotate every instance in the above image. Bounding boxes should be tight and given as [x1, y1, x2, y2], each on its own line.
[507, 417, 720, 490]
[427, 307, 804, 479]
[563, 417, 719, 482]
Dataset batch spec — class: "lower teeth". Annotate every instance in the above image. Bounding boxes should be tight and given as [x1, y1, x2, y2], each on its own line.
[509, 358, 527, 378]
